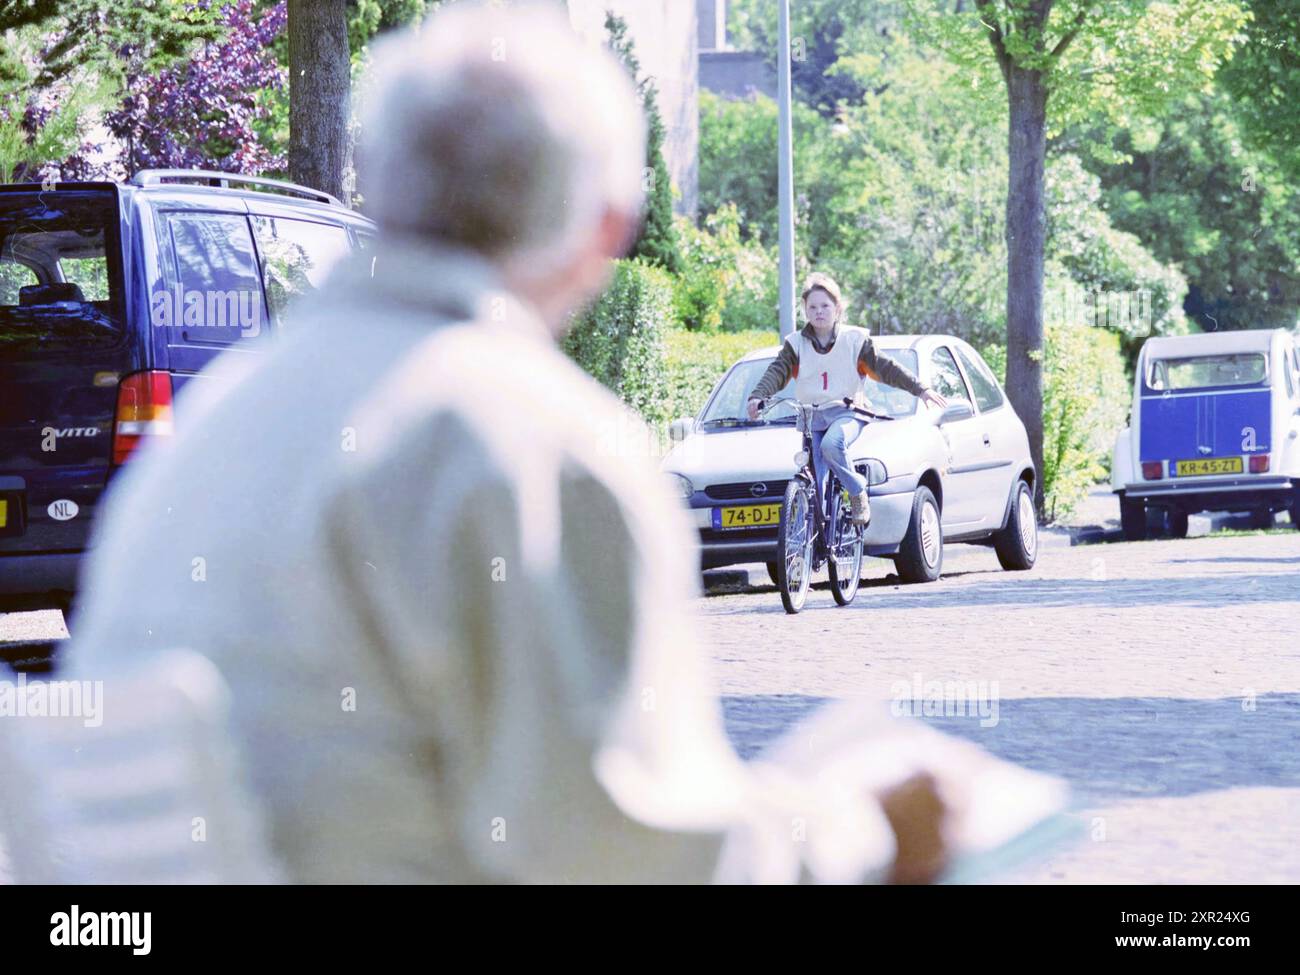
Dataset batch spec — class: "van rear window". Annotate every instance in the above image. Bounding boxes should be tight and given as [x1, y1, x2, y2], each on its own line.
[1146, 353, 1268, 391]
[0, 189, 123, 356]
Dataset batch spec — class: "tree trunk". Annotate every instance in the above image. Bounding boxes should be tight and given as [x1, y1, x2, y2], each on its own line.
[288, 0, 350, 205]
[1004, 67, 1048, 512]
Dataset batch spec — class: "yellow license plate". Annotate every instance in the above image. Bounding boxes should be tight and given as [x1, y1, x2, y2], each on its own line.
[1174, 457, 1243, 477]
[0, 499, 6, 528]
[716, 503, 782, 529]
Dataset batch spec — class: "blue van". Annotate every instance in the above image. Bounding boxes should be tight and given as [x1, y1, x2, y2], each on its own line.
[1111, 328, 1300, 539]
[0, 170, 375, 616]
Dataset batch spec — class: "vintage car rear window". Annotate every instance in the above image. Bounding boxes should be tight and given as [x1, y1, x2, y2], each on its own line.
[1146, 352, 1268, 391]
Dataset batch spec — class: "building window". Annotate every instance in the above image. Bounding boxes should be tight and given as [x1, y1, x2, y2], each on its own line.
[697, 0, 728, 52]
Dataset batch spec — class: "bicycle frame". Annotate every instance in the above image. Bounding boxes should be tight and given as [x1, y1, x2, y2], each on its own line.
[786, 402, 854, 570]
[755, 396, 883, 567]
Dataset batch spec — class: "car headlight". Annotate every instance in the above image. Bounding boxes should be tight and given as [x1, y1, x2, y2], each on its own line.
[667, 472, 694, 499]
[855, 459, 888, 486]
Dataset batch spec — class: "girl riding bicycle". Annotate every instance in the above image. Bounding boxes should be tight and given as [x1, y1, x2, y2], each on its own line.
[747, 273, 947, 526]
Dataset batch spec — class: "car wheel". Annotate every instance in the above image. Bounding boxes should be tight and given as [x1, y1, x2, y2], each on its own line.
[765, 561, 781, 587]
[1166, 508, 1190, 539]
[993, 479, 1037, 570]
[894, 486, 942, 584]
[1291, 486, 1300, 531]
[1119, 494, 1147, 541]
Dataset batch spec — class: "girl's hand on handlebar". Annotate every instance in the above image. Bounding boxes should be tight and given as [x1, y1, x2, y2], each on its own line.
[747, 397, 763, 421]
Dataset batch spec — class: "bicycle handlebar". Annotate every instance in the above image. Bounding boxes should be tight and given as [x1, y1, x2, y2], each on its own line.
[751, 397, 894, 422]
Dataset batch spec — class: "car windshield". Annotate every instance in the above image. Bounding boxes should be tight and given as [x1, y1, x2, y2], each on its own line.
[1147, 352, 1268, 391]
[700, 349, 920, 425]
[0, 189, 124, 357]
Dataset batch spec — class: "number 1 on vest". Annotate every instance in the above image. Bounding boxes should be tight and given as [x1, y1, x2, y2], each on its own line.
[821, 371, 828, 390]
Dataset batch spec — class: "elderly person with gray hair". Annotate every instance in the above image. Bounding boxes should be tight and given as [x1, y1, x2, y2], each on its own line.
[59, 0, 958, 883]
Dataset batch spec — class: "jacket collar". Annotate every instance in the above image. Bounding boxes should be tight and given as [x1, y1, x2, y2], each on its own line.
[335, 233, 551, 342]
[803, 321, 839, 352]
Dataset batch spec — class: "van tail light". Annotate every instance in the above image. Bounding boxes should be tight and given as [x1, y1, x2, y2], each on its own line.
[1141, 461, 1163, 480]
[1249, 455, 1270, 474]
[112, 371, 174, 465]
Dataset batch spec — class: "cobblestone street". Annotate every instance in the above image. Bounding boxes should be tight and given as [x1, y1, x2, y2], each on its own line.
[702, 527, 1300, 883]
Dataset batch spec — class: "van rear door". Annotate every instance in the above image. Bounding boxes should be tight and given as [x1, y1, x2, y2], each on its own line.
[1139, 351, 1272, 478]
[0, 184, 133, 556]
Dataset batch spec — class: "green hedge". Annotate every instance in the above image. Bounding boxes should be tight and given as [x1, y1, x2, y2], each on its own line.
[671, 204, 778, 333]
[563, 258, 674, 426]
[662, 327, 780, 422]
[982, 322, 1130, 523]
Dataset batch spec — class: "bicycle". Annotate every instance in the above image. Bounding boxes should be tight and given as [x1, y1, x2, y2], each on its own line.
[755, 397, 888, 614]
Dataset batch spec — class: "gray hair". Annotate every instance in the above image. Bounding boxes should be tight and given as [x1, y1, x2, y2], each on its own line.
[358, 0, 647, 280]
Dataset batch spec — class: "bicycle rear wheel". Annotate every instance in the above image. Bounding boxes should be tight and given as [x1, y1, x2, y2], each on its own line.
[827, 485, 864, 605]
[776, 478, 815, 614]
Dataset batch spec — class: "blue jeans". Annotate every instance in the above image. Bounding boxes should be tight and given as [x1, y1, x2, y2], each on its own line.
[811, 416, 867, 498]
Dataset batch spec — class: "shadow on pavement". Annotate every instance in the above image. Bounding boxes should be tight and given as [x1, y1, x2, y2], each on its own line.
[722, 693, 1300, 805]
[815, 571, 1299, 612]
[1165, 556, 1300, 565]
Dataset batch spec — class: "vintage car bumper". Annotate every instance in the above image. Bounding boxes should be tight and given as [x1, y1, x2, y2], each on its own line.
[1120, 475, 1295, 509]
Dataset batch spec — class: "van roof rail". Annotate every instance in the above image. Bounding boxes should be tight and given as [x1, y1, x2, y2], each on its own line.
[130, 169, 343, 207]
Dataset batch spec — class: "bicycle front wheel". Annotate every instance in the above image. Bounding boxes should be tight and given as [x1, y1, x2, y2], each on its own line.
[776, 477, 815, 614]
[827, 486, 864, 605]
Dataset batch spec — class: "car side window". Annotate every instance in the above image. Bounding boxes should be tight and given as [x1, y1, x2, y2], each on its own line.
[251, 216, 352, 328]
[956, 346, 1005, 412]
[929, 346, 973, 404]
[163, 212, 266, 344]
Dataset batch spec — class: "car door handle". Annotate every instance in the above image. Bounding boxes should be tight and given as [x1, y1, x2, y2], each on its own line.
[982, 433, 991, 446]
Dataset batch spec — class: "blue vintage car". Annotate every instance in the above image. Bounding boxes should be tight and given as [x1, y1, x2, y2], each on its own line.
[1111, 328, 1300, 539]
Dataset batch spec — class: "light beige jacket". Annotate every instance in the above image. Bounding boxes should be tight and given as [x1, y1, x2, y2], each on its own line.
[63, 238, 898, 883]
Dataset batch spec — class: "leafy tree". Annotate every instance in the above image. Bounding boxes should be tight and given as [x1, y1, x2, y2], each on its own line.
[727, 0, 907, 119]
[672, 203, 778, 332]
[697, 88, 826, 246]
[699, 44, 1186, 352]
[1081, 90, 1300, 336]
[1217, 2, 1300, 180]
[347, 0, 430, 54]
[0, 0, 220, 181]
[605, 12, 682, 275]
[99, 0, 288, 178]
[910, 0, 1247, 510]
[4, 0, 219, 90]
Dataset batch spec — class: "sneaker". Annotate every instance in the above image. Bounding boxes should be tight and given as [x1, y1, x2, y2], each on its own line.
[849, 491, 871, 526]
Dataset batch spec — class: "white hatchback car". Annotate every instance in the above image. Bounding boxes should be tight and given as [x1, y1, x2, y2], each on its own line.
[661, 334, 1038, 582]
